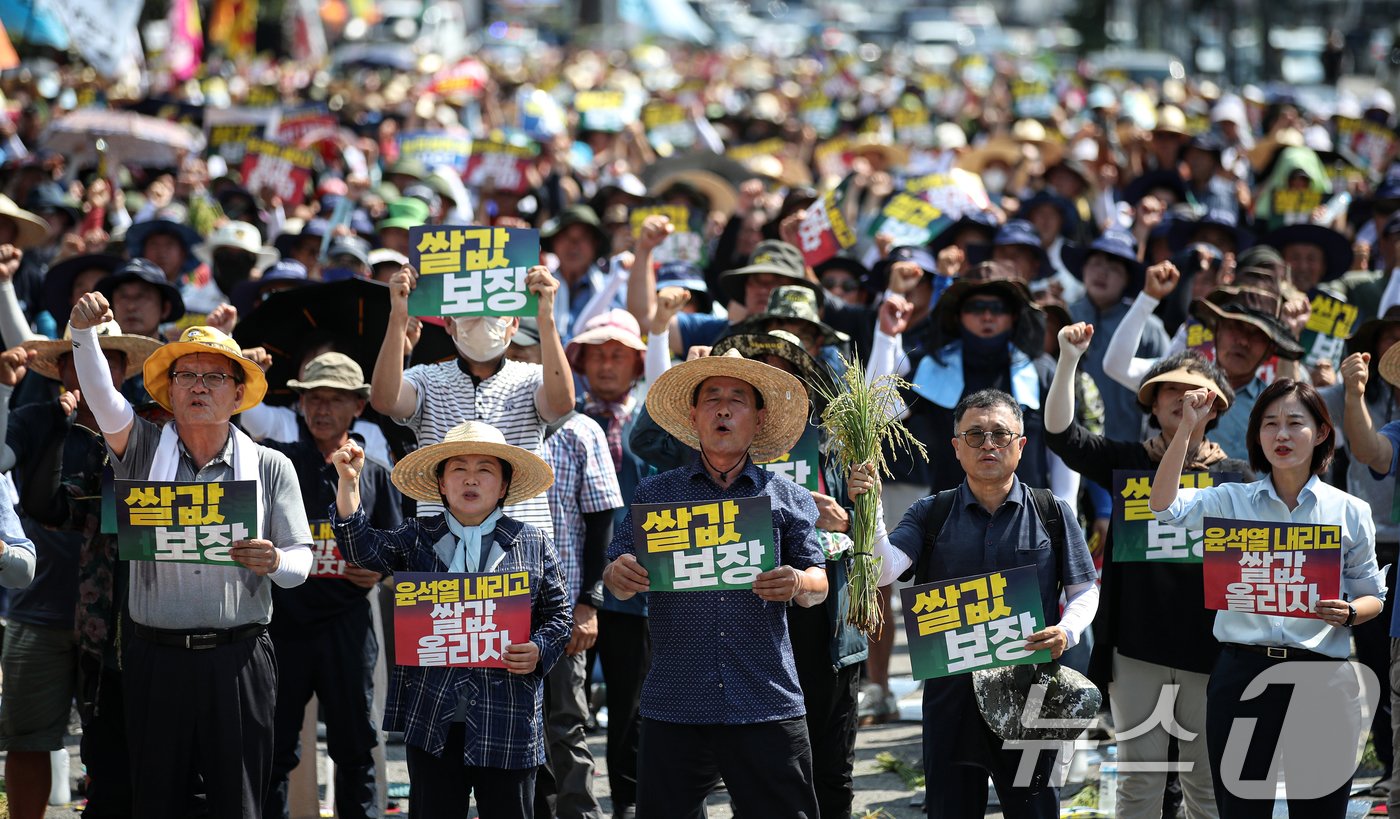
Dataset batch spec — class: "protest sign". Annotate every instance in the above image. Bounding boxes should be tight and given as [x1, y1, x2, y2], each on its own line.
[891, 106, 936, 148]
[1269, 189, 1325, 228]
[1202, 517, 1342, 617]
[631, 496, 776, 591]
[642, 101, 694, 149]
[392, 571, 532, 668]
[630, 204, 705, 265]
[1337, 117, 1398, 173]
[398, 132, 472, 176]
[576, 90, 633, 133]
[757, 425, 821, 492]
[800, 94, 839, 138]
[408, 226, 540, 317]
[1112, 470, 1243, 563]
[1011, 77, 1056, 120]
[726, 138, 788, 164]
[116, 480, 258, 564]
[900, 565, 1051, 680]
[275, 104, 337, 145]
[464, 139, 538, 194]
[240, 138, 317, 207]
[308, 520, 347, 579]
[204, 107, 279, 165]
[905, 170, 990, 220]
[794, 185, 857, 267]
[1299, 293, 1359, 370]
[867, 192, 952, 248]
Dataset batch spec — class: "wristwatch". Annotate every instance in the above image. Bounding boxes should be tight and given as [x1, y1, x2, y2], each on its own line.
[1344, 602, 1358, 628]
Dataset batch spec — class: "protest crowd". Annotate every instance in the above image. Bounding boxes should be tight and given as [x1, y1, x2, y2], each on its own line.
[7, 8, 1400, 819]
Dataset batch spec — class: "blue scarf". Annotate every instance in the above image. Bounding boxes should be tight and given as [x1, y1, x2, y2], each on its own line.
[444, 508, 504, 573]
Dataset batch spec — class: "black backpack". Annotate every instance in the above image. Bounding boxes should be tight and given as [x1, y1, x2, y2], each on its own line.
[911, 486, 1068, 585]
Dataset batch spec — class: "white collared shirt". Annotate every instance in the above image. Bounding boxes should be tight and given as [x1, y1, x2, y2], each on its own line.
[1157, 475, 1387, 658]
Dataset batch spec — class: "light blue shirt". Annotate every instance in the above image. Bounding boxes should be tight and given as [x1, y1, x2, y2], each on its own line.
[1210, 376, 1267, 459]
[1157, 474, 1387, 658]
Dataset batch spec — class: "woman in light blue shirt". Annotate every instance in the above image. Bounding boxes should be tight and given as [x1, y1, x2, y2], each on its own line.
[1151, 378, 1386, 818]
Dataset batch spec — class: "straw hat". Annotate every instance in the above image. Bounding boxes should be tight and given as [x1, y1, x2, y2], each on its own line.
[143, 325, 269, 413]
[649, 170, 739, 215]
[24, 319, 161, 382]
[645, 349, 807, 463]
[1378, 338, 1400, 389]
[1135, 367, 1233, 412]
[390, 420, 554, 506]
[0, 194, 50, 249]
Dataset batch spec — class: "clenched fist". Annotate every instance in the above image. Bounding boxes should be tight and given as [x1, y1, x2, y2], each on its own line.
[70, 292, 114, 331]
[332, 441, 366, 483]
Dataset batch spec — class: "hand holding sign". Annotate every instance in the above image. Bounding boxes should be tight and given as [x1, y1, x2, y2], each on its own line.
[70, 291, 114, 331]
[1024, 625, 1068, 659]
[231, 539, 280, 575]
[1342, 352, 1371, 398]
[526, 265, 557, 321]
[1316, 598, 1353, 627]
[605, 553, 651, 598]
[752, 564, 804, 602]
[1058, 322, 1094, 360]
[343, 565, 383, 589]
[503, 640, 541, 675]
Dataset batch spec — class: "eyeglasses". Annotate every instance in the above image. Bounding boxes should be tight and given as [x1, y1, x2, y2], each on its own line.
[957, 428, 1020, 448]
[170, 371, 239, 390]
[961, 299, 1010, 316]
[822, 277, 861, 293]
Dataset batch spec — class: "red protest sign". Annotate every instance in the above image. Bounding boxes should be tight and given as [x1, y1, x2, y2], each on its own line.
[392, 571, 532, 668]
[464, 140, 537, 194]
[793, 186, 856, 267]
[1202, 517, 1342, 618]
[240, 138, 316, 207]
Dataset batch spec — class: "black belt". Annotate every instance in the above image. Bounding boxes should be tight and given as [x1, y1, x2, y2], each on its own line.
[1225, 642, 1333, 662]
[133, 622, 266, 650]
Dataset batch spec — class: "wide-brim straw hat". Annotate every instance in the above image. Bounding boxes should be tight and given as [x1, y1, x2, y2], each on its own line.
[645, 349, 808, 463]
[1135, 367, 1232, 412]
[1189, 286, 1305, 361]
[24, 319, 161, 382]
[0, 194, 50, 249]
[391, 420, 554, 506]
[143, 325, 269, 413]
[1377, 339, 1400, 389]
[649, 169, 739, 215]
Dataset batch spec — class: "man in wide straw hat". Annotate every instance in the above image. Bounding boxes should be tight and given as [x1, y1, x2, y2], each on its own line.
[67, 291, 315, 818]
[329, 420, 571, 817]
[0, 320, 157, 819]
[602, 349, 829, 817]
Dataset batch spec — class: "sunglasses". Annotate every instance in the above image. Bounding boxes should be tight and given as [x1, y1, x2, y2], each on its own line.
[822, 277, 861, 293]
[960, 299, 1010, 316]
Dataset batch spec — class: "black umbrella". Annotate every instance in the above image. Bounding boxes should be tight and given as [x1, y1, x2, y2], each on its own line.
[234, 278, 455, 406]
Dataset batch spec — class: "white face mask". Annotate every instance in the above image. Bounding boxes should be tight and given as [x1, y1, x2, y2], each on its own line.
[451, 317, 512, 362]
[982, 168, 1008, 196]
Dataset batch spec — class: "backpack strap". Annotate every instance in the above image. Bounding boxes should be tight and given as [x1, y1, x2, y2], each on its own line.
[913, 489, 959, 583]
[1028, 486, 1068, 558]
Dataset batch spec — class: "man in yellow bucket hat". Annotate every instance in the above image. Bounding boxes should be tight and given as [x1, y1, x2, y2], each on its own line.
[68, 290, 314, 819]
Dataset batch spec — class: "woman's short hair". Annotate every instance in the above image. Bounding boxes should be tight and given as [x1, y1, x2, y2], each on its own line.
[1245, 378, 1335, 476]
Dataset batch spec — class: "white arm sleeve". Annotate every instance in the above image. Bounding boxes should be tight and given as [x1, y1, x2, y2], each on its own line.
[645, 329, 672, 385]
[0, 540, 34, 588]
[70, 324, 134, 435]
[1102, 292, 1163, 391]
[0, 281, 39, 346]
[867, 327, 911, 420]
[1057, 581, 1100, 649]
[239, 404, 298, 443]
[872, 506, 913, 587]
[268, 543, 312, 587]
[1050, 453, 1079, 519]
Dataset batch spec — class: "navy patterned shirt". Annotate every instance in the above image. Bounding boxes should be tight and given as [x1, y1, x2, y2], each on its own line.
[607, 454, 824, 725]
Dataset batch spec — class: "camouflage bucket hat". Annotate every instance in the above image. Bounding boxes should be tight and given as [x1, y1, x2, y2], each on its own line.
[973, 662, 1103, 742]
[730, 285, 848, 349]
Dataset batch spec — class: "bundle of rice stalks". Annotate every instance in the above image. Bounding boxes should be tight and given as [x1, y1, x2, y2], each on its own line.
[817, 355, 925, 637]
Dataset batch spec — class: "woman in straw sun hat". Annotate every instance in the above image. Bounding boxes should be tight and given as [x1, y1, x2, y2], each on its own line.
[329, 419, 571, 818]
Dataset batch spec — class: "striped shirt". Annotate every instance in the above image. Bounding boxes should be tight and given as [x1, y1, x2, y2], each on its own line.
[399, 358, 553, 538]
[543, 413, 624, 600]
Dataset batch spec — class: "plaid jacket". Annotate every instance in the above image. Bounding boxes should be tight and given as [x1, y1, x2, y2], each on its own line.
[331, 505, 571, 768]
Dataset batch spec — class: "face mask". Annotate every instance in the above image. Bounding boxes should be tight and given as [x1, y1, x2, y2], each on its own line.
[452, 317, 512, 362]
[982, 168, 1008, 196]
[212, 249, 257, 295]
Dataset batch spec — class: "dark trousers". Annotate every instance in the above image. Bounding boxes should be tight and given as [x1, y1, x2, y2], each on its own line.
[636, 717, 819, 819]
[791, 609, 860, 819]
[596, 610, 649, 807]
[123, 630, 277, 819]
[1206, 646, 1357, 818]
[77, 660, 132, 819]
[543, 652, 600, 818]
[921, 675, 1059, 819]
[1355, 551, 1397, 777]
[406, 723, 536, 819]
[263, 609, 380, 819]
